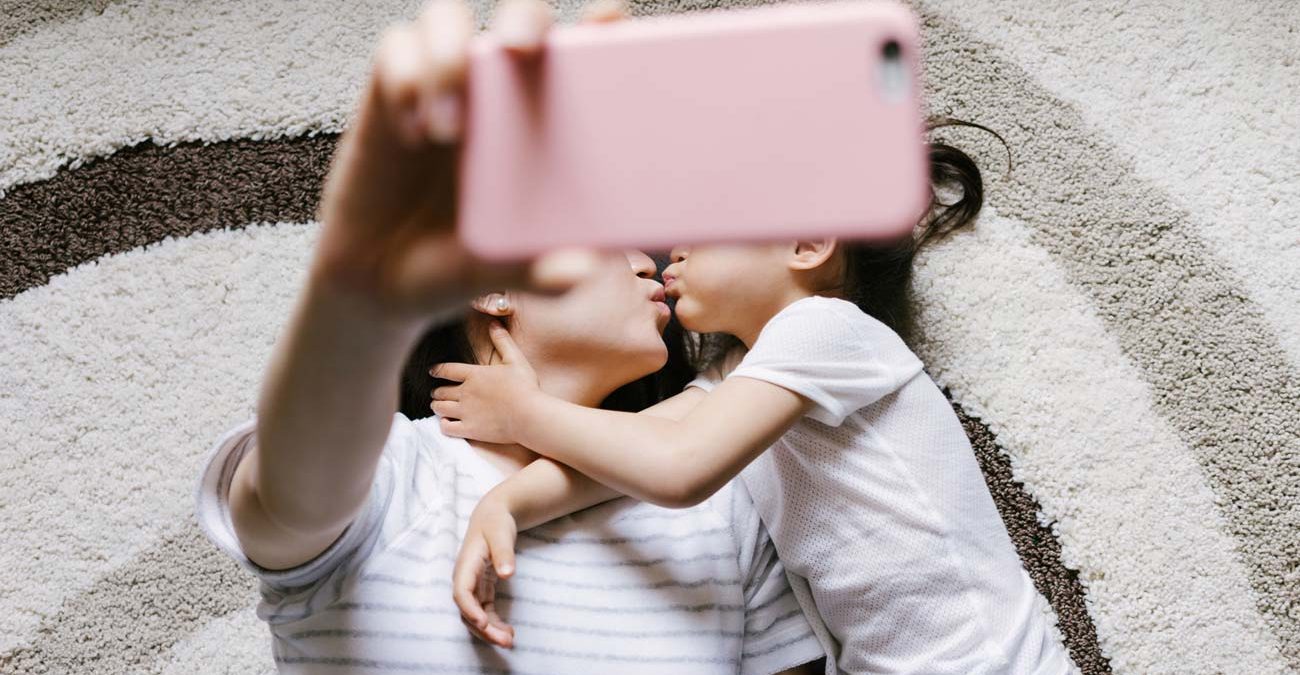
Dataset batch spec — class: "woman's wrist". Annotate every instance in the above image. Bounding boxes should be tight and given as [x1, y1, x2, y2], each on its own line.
[305, 259, 454, 338]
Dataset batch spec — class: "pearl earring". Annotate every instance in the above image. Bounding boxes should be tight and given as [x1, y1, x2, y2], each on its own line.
[495, 296, 510, 313]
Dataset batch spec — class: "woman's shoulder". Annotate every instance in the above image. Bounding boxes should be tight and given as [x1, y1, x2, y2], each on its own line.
[385, 412, 467, 467]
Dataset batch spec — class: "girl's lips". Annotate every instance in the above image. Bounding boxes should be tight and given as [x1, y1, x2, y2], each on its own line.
[654, 300, 671, 318]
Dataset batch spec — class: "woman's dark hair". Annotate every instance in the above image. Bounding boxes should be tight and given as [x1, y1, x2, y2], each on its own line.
[398, 258, 697, 420]
[688, 116, 1009, 367]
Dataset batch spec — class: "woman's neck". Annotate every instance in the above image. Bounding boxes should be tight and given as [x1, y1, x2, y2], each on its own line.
[467, 353, 620, 476]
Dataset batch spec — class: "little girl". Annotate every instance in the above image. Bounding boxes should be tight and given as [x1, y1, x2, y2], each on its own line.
[432, 119, 1077, 674]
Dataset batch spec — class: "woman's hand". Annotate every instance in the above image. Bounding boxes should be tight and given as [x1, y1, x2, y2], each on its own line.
[310, 0, 603, 323]
[431, 322, 541, 444]
[452, 495, 521, 648]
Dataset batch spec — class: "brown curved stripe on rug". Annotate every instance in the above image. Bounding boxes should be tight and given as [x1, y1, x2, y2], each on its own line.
[0, 135, 1106, 672]
[0, 134, 336, 300]
[0, 0, 116, 47]
[0, 522, 255, 674]
[951, 397, 1111, 675]
[911, 5, 1300, 660]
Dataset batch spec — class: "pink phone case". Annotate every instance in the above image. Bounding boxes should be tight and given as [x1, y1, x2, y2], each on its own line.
[458, 0, 930, 260]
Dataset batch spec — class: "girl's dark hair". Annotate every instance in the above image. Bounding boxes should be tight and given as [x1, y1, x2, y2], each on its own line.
[688, 116, 1009, 367]
[398, 257, 697, 420]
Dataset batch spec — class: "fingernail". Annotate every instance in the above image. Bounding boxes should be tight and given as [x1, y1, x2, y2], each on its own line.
[497, 18, 536, 50]
[427, 94, 461, 143]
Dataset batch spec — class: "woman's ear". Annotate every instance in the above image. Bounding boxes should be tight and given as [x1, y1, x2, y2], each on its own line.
[471, 292, 515, 318]
[789, 239, 838, 271]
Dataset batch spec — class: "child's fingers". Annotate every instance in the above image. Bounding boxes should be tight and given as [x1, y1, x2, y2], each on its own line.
[439, 418, 468, 438]
[485, 526, 518, 578]
[492, 0, 554, 54]
[481, 603, 516, 648]
[459, 614, 499, 646]
[452, 541, 491, 628]
[431, 385, 460, 401]
[429, 362, 473, 382]
[486, 322, 526, 366]
[431, 400, 462, 419]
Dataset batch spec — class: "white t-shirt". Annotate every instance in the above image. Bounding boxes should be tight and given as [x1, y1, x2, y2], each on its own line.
[195, 413, 825, 675]
[688, 296, 1076, 675]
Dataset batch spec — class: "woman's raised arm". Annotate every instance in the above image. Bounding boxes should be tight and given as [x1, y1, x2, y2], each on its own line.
[227, 0, 591, 571]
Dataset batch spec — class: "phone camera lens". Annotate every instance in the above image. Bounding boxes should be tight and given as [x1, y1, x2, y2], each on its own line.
[882, 40, 901, 61]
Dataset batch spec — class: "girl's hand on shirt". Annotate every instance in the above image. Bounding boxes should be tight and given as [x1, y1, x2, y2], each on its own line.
[452, 495, 520, 648]
[309, 0, 604, 323]
[430, 322, 542, 444]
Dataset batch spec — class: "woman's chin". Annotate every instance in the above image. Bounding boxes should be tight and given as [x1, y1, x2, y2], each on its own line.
[627, 340, 670, 378]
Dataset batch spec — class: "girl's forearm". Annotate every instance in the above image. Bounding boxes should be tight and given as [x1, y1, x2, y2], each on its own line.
[512, 379, 808, 508]
[490, 458, 620, 531]
[514, 393, 711, 508]
[252, 266, 444, 535]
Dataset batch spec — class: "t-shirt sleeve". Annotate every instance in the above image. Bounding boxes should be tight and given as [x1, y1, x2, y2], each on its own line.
[685, 344, 748, 393]
[731, 298, 924, 427]
[193, 412, 438, 621]
[728, 481, 826, 675]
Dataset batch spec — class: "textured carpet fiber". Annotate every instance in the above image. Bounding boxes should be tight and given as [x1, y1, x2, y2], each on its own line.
[1, 0, 1296, 673]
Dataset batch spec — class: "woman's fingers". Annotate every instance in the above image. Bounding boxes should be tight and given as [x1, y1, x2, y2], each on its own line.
[372, 24, 429, 147]
[415, 0, 475, 143]
[526, 248, 602, 294]
[580, 0, 627, 23]
[492, 0, 554, 53]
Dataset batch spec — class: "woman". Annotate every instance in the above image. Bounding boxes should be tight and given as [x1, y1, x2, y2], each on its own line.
[193, 0, 825, 672]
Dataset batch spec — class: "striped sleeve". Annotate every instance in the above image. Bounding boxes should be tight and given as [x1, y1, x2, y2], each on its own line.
[193, 412, 439, 619]
[728, 480, 826, 675]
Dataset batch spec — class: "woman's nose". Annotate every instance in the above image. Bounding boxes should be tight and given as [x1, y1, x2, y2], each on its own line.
[669, 245, 690, 264]
[625, 250, 657, 279]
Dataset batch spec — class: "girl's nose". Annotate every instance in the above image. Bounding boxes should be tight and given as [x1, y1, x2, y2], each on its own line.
[669, 245, 690, 264]
[625, 250, 657, 279]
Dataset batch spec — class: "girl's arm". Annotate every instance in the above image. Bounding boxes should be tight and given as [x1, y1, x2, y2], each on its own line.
[452, 386, 709, 647]
[478, 386, 710, 531]
[435, 323, 810, 508]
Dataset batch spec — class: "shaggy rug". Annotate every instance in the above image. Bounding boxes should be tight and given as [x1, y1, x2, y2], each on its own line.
[1, 0, 1296, 673]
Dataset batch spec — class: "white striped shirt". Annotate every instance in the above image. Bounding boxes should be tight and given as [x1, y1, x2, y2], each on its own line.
[195, 413, 824, 674]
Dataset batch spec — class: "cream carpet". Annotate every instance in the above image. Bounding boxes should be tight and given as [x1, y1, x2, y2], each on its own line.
[1, 0, 1297, 673]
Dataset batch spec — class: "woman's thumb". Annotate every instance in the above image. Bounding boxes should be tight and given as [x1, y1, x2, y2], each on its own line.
[527, 248, 601, 294]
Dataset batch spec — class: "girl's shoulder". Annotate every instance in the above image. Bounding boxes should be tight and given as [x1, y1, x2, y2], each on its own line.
[771, 296, 911, 349]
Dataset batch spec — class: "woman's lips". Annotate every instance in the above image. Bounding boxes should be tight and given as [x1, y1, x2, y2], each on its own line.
[650, 286, 671, 318]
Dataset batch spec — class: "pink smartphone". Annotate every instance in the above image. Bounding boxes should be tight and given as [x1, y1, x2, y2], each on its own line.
[457, 0, 930, 260]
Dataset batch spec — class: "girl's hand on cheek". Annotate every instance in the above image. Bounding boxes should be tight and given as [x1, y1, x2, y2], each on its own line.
[431, 322, 541, 444]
